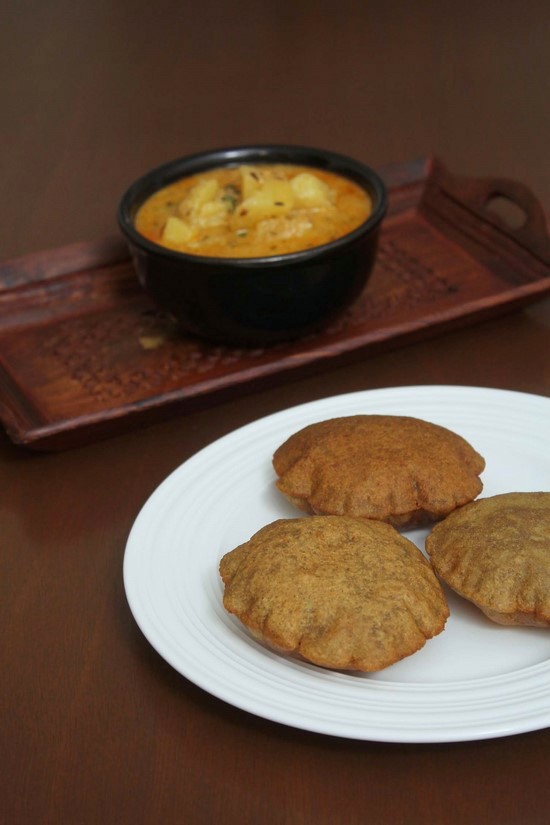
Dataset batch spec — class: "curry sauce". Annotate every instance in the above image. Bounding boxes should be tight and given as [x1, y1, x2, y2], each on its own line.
[135, 164, 372, 258]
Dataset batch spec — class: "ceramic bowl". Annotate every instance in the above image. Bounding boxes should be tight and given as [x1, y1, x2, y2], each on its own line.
[118, 145, 387, 346]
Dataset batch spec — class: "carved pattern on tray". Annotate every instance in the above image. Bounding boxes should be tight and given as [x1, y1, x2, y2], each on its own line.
[330, 238, 461, 329]
[37, 236, 463, 406]
[40, 309, 268, 405]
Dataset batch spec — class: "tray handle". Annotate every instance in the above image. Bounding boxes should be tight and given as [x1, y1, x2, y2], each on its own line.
[475, 178, 546, 231]
[435, 164, 550, 263]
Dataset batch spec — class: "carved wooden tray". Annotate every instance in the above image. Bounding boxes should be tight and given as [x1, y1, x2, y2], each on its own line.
[1, 157, 549, 450]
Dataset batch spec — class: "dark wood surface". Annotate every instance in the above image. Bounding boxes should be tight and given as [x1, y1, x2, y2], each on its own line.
[2, 2, 549, 823]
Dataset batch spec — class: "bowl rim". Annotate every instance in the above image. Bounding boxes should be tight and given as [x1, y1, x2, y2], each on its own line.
[117, 144, 388, 267]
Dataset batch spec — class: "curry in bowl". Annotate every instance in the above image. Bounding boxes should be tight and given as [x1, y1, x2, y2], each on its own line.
[134, 163, 373, 259]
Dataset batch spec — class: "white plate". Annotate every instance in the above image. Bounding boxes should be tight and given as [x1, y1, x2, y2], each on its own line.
[124, 385, 550, 743]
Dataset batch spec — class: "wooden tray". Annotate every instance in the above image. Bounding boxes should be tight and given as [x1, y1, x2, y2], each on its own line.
[1, 157, 549, 450]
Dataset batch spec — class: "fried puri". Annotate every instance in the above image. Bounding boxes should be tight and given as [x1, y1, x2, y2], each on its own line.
[426, 492, 550, 626]
[272, 415, 485, 528]
[219, 516, 449, 671]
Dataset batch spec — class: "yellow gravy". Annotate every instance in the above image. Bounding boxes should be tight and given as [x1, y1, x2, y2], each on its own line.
[135, 163, 372, 258]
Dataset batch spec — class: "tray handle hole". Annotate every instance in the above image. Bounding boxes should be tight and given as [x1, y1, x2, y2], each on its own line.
[484, 194, 527, 230]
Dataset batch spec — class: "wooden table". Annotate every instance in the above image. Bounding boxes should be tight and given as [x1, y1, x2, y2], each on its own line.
[2, 2, 549, 822]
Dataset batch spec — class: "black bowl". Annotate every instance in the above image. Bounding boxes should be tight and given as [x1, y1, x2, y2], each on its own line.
[118, 145, 387, 347]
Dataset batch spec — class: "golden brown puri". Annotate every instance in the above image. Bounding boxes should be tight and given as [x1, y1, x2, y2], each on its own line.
[219, 516, 449, 672]
[272, 415, 485, 528]
[425, 492, 550, 627]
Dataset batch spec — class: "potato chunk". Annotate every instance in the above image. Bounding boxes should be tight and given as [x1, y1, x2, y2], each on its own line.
[197, 199, 229, 227]
[179, 178, 219, 218]
[162, 216, 194, 244]
[291, 172, 333, 208]
[233, 180, 295, 228]
[240, 165, 263, 200]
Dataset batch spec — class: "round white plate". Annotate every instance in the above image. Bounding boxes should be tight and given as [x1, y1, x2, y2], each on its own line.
[124, 385, 550, 743]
